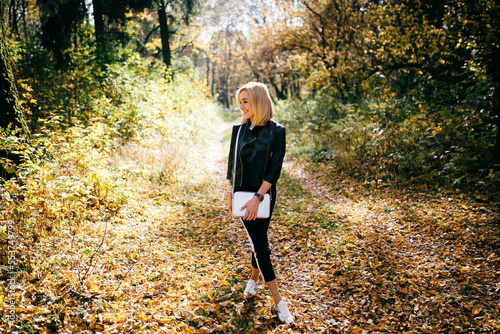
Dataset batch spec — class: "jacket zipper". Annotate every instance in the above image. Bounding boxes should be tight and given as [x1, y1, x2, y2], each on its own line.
[237, 125, 274, 197]
[238, 137, 257, 186]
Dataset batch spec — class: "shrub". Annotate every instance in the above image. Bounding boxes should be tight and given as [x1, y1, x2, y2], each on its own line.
[276, 95, 497, 190]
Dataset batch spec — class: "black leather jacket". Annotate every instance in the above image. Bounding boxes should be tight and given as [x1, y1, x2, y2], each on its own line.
[227, 119, 286, 191]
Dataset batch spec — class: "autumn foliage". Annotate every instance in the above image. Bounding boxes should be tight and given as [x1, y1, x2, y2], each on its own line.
[1, 0, 500, 333]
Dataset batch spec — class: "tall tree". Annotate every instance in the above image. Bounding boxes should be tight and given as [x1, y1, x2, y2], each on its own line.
[38, 0, 87, 67]
[277, 0, 369, 100]
[89, 0, 202, 68]
[0, 26, 22, 129]
[0, 7, 29, 179]
[448, 0, 500, 169]
[157, 0, 172, 68]
[192, 0, 299, 102]
[92, 0, 105, 53]
[92, 0, 156, 62]
[156, 0, 201, 69]
[366, 0, 500, 169]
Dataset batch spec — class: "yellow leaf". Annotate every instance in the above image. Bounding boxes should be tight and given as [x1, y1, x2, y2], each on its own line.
[472, 307, 482, 316]
[89, 317, 96, 329]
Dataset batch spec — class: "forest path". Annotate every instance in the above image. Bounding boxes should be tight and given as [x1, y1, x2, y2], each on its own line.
[12, 119, 499, 334]
[205, 120, 233, 178]
[282, 159, 500, 273]
[197, 120, 500, 332]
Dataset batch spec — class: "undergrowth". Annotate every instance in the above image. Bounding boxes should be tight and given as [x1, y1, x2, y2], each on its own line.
[1, 75, 498, 333]
[276, 96, 499, 198]
[0, 60, 220, 275]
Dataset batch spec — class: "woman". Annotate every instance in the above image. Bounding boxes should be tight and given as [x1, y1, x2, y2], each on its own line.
[227, 82, 294, 324]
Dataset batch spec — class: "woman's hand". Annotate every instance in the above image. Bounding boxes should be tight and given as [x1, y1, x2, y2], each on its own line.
[242, 196, 260, 220]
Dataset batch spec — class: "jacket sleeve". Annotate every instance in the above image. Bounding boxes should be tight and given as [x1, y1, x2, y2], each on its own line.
[227, 125, 239, 182]
[263, 126, 286, 185]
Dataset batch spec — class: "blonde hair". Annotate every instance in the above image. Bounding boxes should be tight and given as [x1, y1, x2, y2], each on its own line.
[236, 82, 274, 128]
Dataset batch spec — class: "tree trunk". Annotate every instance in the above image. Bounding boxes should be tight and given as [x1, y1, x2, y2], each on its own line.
[0, 20, 28, 179]
[158, 0, 171, 68]
[211, 63, 215, 97]
[269, 75, 287, 100]
[271, 81, 287, 100]
[9, 0, 19, 35]
[92, 0, 105, 53]
[493, 84, 500, 170]
[1, 21, 23, 130]
[206, 56, 210, 88]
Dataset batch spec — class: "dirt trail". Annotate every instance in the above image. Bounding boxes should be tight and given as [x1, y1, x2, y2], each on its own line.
[283, 156, 500, 329]
[283, 160, 374, 220]
[186, 121, 499, 332]
[283, 159, 498, 256]
[206, 120, 233, 181]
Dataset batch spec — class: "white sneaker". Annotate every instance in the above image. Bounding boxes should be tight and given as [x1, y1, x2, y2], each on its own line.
[243, 279, 258, 297]
[273, 300, 294, 324]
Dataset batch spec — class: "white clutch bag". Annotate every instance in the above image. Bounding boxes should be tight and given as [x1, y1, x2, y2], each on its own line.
[232, 191, 271, 219]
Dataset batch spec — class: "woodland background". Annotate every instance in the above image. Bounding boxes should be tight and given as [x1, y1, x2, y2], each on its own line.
[1, 0, 499, 333]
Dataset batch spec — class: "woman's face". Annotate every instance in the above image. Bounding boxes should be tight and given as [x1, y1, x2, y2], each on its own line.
[239, 90, 254, 122]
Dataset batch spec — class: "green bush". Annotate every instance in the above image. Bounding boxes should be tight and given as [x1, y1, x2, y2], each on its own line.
[276, 94, 497, 189]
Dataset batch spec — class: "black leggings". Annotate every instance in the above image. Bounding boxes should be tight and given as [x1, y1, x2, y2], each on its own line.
[241, 189, 277, 282]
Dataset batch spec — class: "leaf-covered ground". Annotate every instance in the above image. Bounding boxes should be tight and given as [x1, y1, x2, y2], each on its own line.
[2, 120, 500, 333]
[283, 163, 500, 333]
